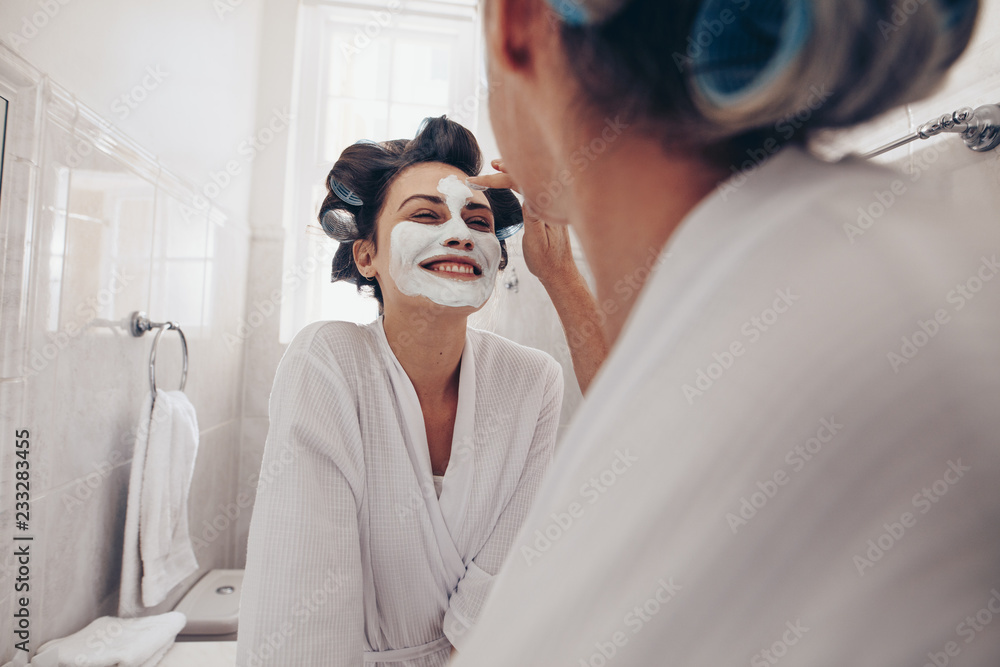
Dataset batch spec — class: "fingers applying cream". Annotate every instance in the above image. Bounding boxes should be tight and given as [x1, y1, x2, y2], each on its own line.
[466, 158, 515, 192]
[466, 172, 518, 192]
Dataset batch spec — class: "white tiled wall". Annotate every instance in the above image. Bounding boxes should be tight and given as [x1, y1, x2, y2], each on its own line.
[814, 1, 1000, 174]
[0, 44, 250, 659]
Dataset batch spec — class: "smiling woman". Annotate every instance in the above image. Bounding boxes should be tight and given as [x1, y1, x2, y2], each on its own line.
[323, 117, 522, 312]
[236, 116, 581, 666]
[382, 173, 500, 309]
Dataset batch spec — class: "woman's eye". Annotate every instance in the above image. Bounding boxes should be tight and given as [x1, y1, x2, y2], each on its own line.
[467, 218, 491, 230]
[411, 212, 439, 221]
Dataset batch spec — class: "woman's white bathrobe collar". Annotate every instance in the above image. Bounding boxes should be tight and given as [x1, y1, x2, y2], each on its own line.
[238, 315, 563, 666]
[377, 315, 476, 594]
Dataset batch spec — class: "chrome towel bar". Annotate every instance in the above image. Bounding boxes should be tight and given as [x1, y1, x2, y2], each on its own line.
[862, 103, 1000, 159]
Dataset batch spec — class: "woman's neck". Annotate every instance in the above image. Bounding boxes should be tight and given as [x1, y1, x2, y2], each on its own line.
[563, 135, 727, 346]
[381, 306, 467, 401]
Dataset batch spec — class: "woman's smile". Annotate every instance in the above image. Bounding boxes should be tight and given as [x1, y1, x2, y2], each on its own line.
[420, 254, 483, 279]
[383, 171, 501, 308]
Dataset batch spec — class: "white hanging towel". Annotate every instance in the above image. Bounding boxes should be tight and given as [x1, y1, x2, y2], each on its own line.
[119, 389, 200, 616]
[11, 612, 187, 667]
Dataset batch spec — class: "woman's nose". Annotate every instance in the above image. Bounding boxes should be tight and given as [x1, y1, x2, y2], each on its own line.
[445, 236, 474, 251]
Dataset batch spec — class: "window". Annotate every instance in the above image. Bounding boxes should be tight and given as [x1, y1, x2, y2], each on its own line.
[280, 0, 482, 342]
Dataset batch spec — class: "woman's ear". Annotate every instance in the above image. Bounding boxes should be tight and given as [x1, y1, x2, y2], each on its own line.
[353, 238, 375, 279]
[485, 0, 551, 74]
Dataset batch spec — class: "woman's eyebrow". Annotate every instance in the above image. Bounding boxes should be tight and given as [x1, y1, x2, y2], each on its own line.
[396, 194, 493, 215]
[464, 202, 493, 215]
[397, 194, 444, 212]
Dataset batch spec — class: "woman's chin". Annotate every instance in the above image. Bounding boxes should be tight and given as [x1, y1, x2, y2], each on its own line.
[387, 293, 484, 321]
[421, 298, 483, 317]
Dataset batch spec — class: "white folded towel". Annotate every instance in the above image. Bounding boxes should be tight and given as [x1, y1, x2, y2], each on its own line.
[15, 612, 186, 667]
[119, 389, 200, 616]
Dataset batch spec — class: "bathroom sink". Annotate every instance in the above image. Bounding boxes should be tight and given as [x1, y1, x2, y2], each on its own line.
[174, 569, 244, 638]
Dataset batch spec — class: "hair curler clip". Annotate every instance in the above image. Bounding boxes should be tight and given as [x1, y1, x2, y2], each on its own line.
[322, 209, 361, 241]
[496, 222, 524, 241]
[330, 178, 364, 207]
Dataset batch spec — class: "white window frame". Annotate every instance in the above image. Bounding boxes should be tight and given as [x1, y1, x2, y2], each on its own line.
[280, 0, 483, 342]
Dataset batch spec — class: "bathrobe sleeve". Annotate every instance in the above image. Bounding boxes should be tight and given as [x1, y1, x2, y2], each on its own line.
[442, 357, 564, 650]
[237, 326, 366, 667]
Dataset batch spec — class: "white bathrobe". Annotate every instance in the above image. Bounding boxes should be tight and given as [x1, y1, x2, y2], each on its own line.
[237, 316, 563, 666]
[451, 146, 1000, 666]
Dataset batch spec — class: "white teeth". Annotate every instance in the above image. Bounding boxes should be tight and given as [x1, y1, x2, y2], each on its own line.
[427, 263, 476, 275]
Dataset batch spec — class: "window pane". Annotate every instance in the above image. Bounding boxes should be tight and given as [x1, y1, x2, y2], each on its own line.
[388, 103, 450, 138]
[391, 40, 451, 106]
[284, 4, 479, 341]
[323, 99, 389, 162]
[327, 29, 390, 100]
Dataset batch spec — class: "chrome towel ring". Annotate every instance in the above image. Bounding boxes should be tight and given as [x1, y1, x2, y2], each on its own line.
[129, 311, 189, 394]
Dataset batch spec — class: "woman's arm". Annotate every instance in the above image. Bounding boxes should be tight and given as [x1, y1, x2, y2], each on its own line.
[237, 330, 366, 666]
[469, 163, 609, 394]
[522, 221, 608, 394]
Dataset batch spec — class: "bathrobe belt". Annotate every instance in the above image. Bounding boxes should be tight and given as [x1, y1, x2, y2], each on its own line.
[362, 636, 452, 663]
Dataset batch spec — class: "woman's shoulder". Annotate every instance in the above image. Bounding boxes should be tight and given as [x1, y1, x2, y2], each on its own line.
[468, 327, 562, 381]
[283, 319, 380, 371]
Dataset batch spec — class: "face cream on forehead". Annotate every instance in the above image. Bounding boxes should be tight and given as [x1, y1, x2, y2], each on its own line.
[437, 174, 473, 215]
[387, 175, 501, 308]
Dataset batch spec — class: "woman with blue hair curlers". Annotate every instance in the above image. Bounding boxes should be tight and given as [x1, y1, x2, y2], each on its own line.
[457, 0, 1000, 665]
[238, 116, 606, 666]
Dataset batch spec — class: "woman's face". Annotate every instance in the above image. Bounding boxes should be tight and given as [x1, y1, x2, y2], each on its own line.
[356, 162, 502, 315]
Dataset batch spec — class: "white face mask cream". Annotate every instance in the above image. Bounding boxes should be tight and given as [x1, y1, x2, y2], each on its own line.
[388, 175, 501, 308]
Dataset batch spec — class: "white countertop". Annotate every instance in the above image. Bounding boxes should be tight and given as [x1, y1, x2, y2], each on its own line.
[159, 641, 236, 666]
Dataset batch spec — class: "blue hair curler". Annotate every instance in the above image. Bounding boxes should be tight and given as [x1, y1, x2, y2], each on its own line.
[330, 178, 364, 207]
[415, 116, 436, 137]
[935, 0, 978, 28]
[495, 222, 524, 241]
[688, 0, 813, 110]
[545, 0, 630, 26]
[322, 208, 361, 241]
[548, 0, 591, 25]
